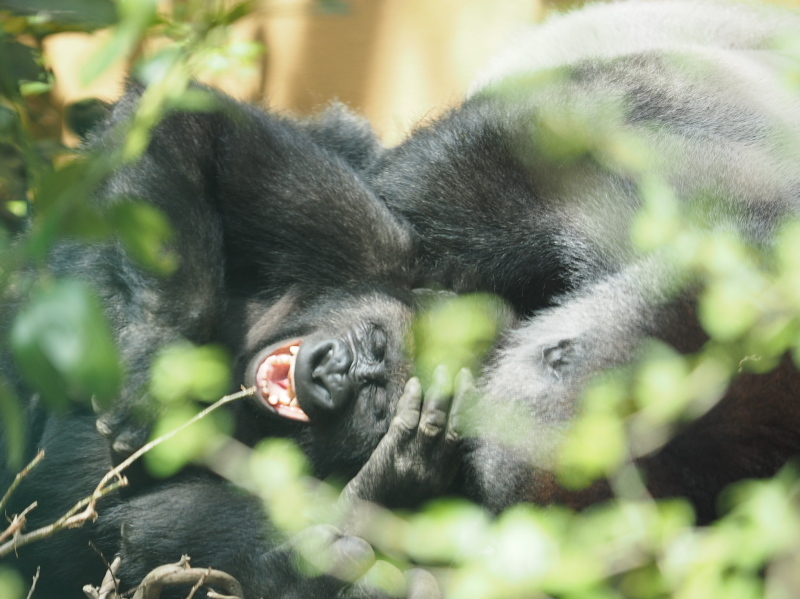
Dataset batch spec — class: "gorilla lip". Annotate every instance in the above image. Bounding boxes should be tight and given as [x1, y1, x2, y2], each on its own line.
[255, 341, 310, 422]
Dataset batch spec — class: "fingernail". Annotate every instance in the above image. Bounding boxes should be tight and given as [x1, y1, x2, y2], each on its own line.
[405, 377, 422, 393]
[455, 368, 475, 393]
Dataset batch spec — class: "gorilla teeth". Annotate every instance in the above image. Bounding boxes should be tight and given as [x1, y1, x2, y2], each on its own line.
[255, 341, 309, 422]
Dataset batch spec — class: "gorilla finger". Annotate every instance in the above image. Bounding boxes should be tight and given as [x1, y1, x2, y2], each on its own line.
[419, 365, 453, 440]
[351, 560, 408, 599]
[393, 377, 423, 431]
[327, 534, 376, 583]
[96, 411, 123, 438]
[405, 568, 441, 599]
[111, 427, 149, 457]
[292, 525, 375, 583]
[447, 368, 476, 443]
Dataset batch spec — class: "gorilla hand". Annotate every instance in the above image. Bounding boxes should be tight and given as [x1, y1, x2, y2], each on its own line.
[264, 525, 441, 599]
[95, 369, 159, 458]
[341, 365, 470, 509]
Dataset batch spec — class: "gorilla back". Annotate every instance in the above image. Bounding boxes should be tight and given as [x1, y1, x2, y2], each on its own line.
[366, 1, 800, 521]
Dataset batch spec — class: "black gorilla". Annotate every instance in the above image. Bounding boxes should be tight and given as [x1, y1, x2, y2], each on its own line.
[355, 0, 800, 523]
[0, 85, 460, 599]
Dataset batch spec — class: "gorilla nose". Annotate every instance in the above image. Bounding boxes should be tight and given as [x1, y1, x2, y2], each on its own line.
[293, 338, 355, 420]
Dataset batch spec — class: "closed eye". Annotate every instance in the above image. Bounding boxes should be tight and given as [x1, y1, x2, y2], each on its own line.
[369, 326, 388, 362]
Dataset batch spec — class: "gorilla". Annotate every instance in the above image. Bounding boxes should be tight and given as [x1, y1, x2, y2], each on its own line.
[355, 0, 800, 523]
[0, 85, 461, 598]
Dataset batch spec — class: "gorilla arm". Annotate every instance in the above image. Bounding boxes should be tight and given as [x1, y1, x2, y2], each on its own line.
[464, 261, 800, 522]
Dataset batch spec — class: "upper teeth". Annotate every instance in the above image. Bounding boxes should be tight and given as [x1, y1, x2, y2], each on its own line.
[267, 354, 292, 367]
[259, 346, 301, 409]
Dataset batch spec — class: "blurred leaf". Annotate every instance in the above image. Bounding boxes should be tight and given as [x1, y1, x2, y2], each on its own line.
[29, 161, 110, 256]
[109, 201, 177, 275]
[135, 47, 182, 86]
[10, 278, 122, 409]
[0, 39, 45, 99]
[0, 566, 25, 599]
[557, 412, 626, 488]
[414, 293, 510, 387]
[166, 87, 219, 113]
[0, 0, 116, 29]
[630, 177, 681, 252]
[315, 0, 350, 15]
[489, 507, 557, 585]
[0, 378, 24, 469]
[719, 474, 800, 567]
[250, 439, 319, 533]
[221, 1, 258, 24]
[18, 80, 52, 97]
[698, 278, 759, 342]
[359, 561, 406, 599]
[634, 342, 691, 424]
[80, 28, 134, 84]
[5, 201, 26, 217]
[144, 403, 230, 478]
[405, 499, 490, 563]
[149, 342, 230, 405]
[80, 0, 157, 84]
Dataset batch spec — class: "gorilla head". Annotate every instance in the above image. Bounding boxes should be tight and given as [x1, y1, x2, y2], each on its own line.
[235, 287, 414, 479]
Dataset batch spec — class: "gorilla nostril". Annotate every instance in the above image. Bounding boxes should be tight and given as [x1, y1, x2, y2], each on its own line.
[294, 338, 354, 419]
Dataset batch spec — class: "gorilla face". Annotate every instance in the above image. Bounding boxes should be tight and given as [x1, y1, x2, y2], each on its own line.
[235, 288, 414, 479]
[251, 323, 393, 424]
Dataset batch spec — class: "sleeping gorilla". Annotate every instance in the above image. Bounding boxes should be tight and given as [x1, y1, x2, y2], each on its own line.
[0, 85, 459, 598]
[352, 0, 800, 523]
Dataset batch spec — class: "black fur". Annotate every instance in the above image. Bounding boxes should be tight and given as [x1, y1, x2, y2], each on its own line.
[362, 0, 800, 522]
[0, 85, 457, 599]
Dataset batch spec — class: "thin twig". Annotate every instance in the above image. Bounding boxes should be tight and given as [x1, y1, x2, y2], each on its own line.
[25, 566, 40, 599]
[0, 502, 37, 544]
[83, 556, 121, 599]
[130, 556, 243, 599]
[184, 568, 210, 599]
[0, 387, 255, 558]
[0, 450, 44, 514]
[96, 386, 255, 506]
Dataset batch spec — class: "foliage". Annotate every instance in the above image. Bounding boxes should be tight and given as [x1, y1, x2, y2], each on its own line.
[3, 2, 800, 599]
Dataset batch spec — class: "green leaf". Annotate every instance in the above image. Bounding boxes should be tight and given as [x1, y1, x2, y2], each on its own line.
[405, 499, 490, 563]
[0, 566, 25, 599]
[80, 0, 155, 83]
[10, 279, 122, 409]
[557, 412, 626, 487]
[109, 201, 177, 275]
[143, 403, 230, 478]
[0, 0, 116, 28]
[221, 1, 258, 25]
[149, 342, 230, 405]
[359, 561, 406, 599]
[413, 293, 511, 387]
[249, 439, 317, 533]
[0, 378, 24, 469]
[0, 39, 45, 100]
[19, 81, 52, 96]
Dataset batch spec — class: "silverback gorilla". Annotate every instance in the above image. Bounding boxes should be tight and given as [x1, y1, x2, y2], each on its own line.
[0, 85, 460, 598]
[357, 0, 800, 523]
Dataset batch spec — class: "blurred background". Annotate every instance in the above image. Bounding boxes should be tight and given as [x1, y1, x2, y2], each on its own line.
[44, 0, 554, 145]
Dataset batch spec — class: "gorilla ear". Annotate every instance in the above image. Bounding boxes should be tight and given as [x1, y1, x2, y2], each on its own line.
[301, 102, 383, 172]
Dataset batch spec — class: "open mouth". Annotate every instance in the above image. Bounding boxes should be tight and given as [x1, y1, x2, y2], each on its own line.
[255, 340, 310, 422]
